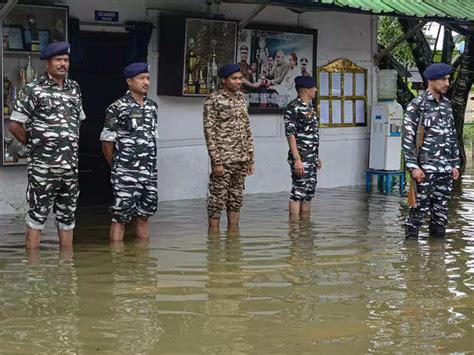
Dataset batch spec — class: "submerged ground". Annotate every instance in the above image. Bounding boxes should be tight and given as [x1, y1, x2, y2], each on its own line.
[0, 167, 473, 354]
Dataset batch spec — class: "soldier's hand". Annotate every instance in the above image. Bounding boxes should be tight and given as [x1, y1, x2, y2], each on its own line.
[295, 160, 305, 177]
[247, 163, 255, 176]
[452, 168, 460, 180]
[411, 168, 425, 183]
[317, 159, 322, 171]
[212, 164, 225, 177]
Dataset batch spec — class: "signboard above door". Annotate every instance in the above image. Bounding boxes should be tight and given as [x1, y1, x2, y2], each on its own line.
[95, 10, 119, 22]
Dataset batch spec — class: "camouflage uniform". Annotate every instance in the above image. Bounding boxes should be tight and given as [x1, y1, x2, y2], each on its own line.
[100, 92, 159, 224]
[403, 90, 460, 235]
[10, 74, 85, 230]
[203, 89, 254, 218]
[284, 98, 320, 201]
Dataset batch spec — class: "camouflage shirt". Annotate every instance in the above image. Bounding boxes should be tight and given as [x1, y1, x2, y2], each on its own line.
[403, 91, 460, 173]
[203, 89, 254, 165]
[100, 92, 158, 172]
[284, 98, 319, 164]
[10, 74, 85, 169]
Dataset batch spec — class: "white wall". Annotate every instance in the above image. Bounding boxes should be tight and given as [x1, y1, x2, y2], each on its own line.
[0, 0, 376, 213]
[148, 2, 376, 200]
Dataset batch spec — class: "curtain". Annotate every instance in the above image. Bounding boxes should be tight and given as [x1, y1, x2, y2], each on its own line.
[67, 17, 83, 64]
[125, 21, 153, 65]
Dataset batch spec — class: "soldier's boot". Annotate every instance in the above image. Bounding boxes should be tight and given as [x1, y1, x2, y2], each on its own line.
[405, 225, 419, 240]
[429, 223, 446, 239]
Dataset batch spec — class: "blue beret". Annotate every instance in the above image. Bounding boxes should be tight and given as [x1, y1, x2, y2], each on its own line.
[40, 41, 70, 60]
[423, 63, 453, 81]
[295, 76, 316, 89]
[218, 64, 241, 78]
[123, 62, 150, 78]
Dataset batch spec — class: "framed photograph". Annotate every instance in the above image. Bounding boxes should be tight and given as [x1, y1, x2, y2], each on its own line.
[182, 18, 237, 96]
[38, 30, 50, 51]
[237, 25, 318, 113]
[3, 25, 25, 51]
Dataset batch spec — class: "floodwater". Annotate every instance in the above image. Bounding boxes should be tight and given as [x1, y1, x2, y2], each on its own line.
[0, 170, 473, 354]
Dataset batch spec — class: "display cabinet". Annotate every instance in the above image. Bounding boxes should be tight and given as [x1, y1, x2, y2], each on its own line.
[1, 4, 68, 166]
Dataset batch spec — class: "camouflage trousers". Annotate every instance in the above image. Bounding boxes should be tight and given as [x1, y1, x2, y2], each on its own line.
[110, 167, 158, 224]
[290, 160, 317, 202]
[26, 166, 79, 231]
[208, 162, 248, 218]
[406, 172, 453, 228]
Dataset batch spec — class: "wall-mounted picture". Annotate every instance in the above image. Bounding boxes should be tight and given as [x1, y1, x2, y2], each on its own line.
[3, 25, 25, 51]
[182, 18, 237, 96]
[38, 30, 50, 51]
[237, 25, 317, 113]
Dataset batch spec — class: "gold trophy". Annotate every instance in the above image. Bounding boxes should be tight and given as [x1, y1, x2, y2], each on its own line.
[3, 73, 12, 115]
[198, 67, 207, 94]
[186, 49, 199, 94]
[26, 15, 40, 52]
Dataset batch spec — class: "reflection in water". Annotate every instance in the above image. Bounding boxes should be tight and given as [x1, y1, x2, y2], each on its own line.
[0, 247, 80, 353]
[202, 231, 252, 354]
[0, 167, 472, 353]
[74, 240, 162, 354]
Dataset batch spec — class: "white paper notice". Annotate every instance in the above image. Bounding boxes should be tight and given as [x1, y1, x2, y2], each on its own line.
[344, 73, 353, 96]
[356, 100, 365, 123]
[332, 100, 342, 124]
[355, 73, 365, 96]
[344, 100, 353, 123]
[332, 73, 341, 96]
[319, 100, 330, 124]
[319, 72, 329, 96]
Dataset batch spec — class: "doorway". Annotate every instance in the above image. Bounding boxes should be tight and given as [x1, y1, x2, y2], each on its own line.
[70, 31, 128, 205]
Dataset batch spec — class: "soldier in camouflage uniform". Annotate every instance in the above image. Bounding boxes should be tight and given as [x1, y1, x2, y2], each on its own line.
[403, 63, 460, 239]
[8, 42, 85, 249]
[203, 64, 255, 231]
[100, 63, 158, 241]
[283, 76, 321, 219]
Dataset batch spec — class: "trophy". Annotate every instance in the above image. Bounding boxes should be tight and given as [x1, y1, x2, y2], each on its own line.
[26, 15, 40, 51]
[17, 143, 28, 163]
[209, 53, 218, 93]
[186, 50, 199, 94]
[3, 73, 12, 115]
[19, 56, 37, 90]
[4, 137, 14, 163]
[198, 67, 207, 94]
[52, 18, 65, 42]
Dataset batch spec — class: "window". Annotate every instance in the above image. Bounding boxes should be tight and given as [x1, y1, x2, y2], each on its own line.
[317, 58, 367, 127]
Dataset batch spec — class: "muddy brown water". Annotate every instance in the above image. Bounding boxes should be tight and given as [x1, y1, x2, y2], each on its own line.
[0, 167, 473, 353]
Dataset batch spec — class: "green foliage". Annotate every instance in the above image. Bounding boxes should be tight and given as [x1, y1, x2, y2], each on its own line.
[464, 122, 474, 148]
[378, 17, 415, 68]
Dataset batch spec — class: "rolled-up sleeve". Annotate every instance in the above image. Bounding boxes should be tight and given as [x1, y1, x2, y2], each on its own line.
[100, 104, 118, 142]
[10, 85, 36, 124]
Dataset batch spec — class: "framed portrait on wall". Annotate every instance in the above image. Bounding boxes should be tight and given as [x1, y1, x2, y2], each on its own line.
[182, 18, 237, 96]
[237, 25, 317, 113]
[3, 25, 25, 51]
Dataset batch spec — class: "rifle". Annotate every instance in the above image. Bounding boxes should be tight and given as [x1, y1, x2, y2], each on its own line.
[407, 110, 425, 208]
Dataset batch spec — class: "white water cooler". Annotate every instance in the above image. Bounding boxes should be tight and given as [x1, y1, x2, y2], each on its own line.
[369, 100, 403, 170]
[369, 69, 403, 170]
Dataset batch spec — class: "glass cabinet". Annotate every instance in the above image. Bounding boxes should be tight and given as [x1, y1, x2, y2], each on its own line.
[1, 4, 68, 166]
